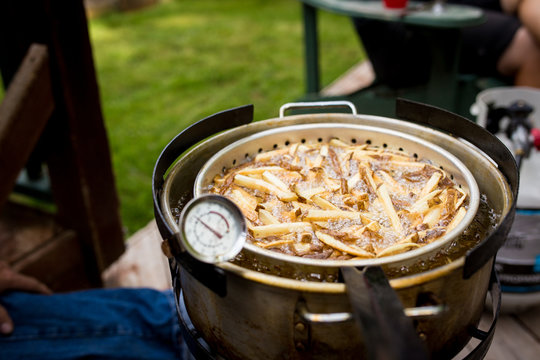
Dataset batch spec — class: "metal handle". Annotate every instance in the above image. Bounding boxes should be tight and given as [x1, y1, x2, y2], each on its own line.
[279, 100, 357, 118]
[295, 298, 352, 324]
[295, 299, 445, 324]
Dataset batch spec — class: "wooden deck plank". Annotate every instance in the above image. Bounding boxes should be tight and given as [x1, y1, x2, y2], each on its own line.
[321, 60, 375, 97]
[102, 220, 171, 290]
[515, 305, 540, 340]
[484, 314, 540, 360]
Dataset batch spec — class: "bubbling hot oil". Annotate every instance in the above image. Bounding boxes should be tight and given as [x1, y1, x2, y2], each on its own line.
[382, 193, 500, 278]
[230, 193, 500, 282]
[173, 193, 500, 282]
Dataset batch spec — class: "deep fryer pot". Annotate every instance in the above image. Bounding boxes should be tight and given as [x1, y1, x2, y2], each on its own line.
[153, 100, 518, 360]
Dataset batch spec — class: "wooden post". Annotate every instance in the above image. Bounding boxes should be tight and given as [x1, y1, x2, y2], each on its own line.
[0, 44, 54, 209]
[302, 3, 320, 95]
[0, 0, 125, 287]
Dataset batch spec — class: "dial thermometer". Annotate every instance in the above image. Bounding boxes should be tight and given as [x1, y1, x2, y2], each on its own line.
[179, 194, 247, 264]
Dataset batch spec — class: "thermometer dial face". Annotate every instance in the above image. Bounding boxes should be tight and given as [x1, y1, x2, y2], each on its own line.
[179, 194, 246, 263]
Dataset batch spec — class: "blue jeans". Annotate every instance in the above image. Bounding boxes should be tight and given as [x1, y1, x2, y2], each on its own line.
[0, 288, 190, 359]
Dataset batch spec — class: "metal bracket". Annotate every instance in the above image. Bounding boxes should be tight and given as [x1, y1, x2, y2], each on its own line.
[152, 104, 254, 297]
[395, 98, 518, 279]
[293, 300, 312, 352]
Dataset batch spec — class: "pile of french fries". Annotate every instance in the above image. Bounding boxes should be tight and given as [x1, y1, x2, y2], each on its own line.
[210, 139, 468, 260]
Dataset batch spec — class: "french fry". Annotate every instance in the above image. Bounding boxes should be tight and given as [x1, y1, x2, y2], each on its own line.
[389, 161, 426, 169]
[364, 220, 380, 232]
[236, 166, 285, 175]
[299, 232, 313, 242]
[329, 139, 350, 148]
[423, 205, 443, 228]
[255, 239, 294, 249]
[262, 171, 290, 192]
[378, 170, 407, 196]
[313, 221, 330, 228]
[377, 184, 403, 234]
[376, 242, 420, 257]
[311, 195, 339, 210]
[347, 172, 361, 190]
[288, 143, 299, 156]
[409, 189, 442, 214]
[320, 144, 329, 156]
[397, 232, 419, 244]
[308, 155, 323, 168]
[234, 174, 297, 201]
[258, 209, 280, 225]
[250, 222, 313, 237]
[364, 168, 379, 193]
[294, 185, 326, 200]
[446, 207, 467, 232]
[254, 148, 288, 162]
[322, 176, 342, 192]
[454, 186, 468, 210]
[418, 172, 442, 199]
[292, 242, 312, 255]
[229, 187, 258, 222]
[316, 231, 374, 258]
[304, 209, 362, 221]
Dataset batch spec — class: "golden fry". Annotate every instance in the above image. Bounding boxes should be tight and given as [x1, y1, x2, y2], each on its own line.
[316, 231, 374, 258]
[250, 222, 313, 237]
[234, 174, 298, 201]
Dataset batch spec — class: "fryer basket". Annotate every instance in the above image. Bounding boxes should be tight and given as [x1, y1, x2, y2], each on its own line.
[194, 123, 480, 269]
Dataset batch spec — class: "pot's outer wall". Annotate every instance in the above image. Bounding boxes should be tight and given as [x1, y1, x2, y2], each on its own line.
[179, 257, 492, 360]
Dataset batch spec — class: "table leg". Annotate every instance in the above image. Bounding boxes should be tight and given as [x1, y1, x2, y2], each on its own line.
[425, 28, 462, 112]
[302, 3, 320, 95]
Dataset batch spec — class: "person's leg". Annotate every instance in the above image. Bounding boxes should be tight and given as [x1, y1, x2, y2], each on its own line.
[0, 288, 185, 360]
[459, 10, 521, 82]
[458, 5, 540, 88]
[515, 0, 540, 44]
[351, 18, 431, 88]
[497, 27, 540, 87]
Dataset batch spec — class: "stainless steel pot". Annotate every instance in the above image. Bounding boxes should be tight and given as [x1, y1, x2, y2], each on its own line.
[153, 100, 518, 360]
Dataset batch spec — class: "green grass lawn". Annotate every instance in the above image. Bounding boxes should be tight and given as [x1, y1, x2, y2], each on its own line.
[89, 0, 365, 236]
[3, 0, 363, 236]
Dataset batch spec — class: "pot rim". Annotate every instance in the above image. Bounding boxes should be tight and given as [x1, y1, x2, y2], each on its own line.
[199, 255, 467, 294]
[162, 111, 513, 290]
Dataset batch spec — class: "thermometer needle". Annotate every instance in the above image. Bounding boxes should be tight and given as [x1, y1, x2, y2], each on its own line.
[197, 217, 223, 239]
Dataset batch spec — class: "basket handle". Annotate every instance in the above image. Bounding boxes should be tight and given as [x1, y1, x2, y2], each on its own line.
[279, 101, 357, 117]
